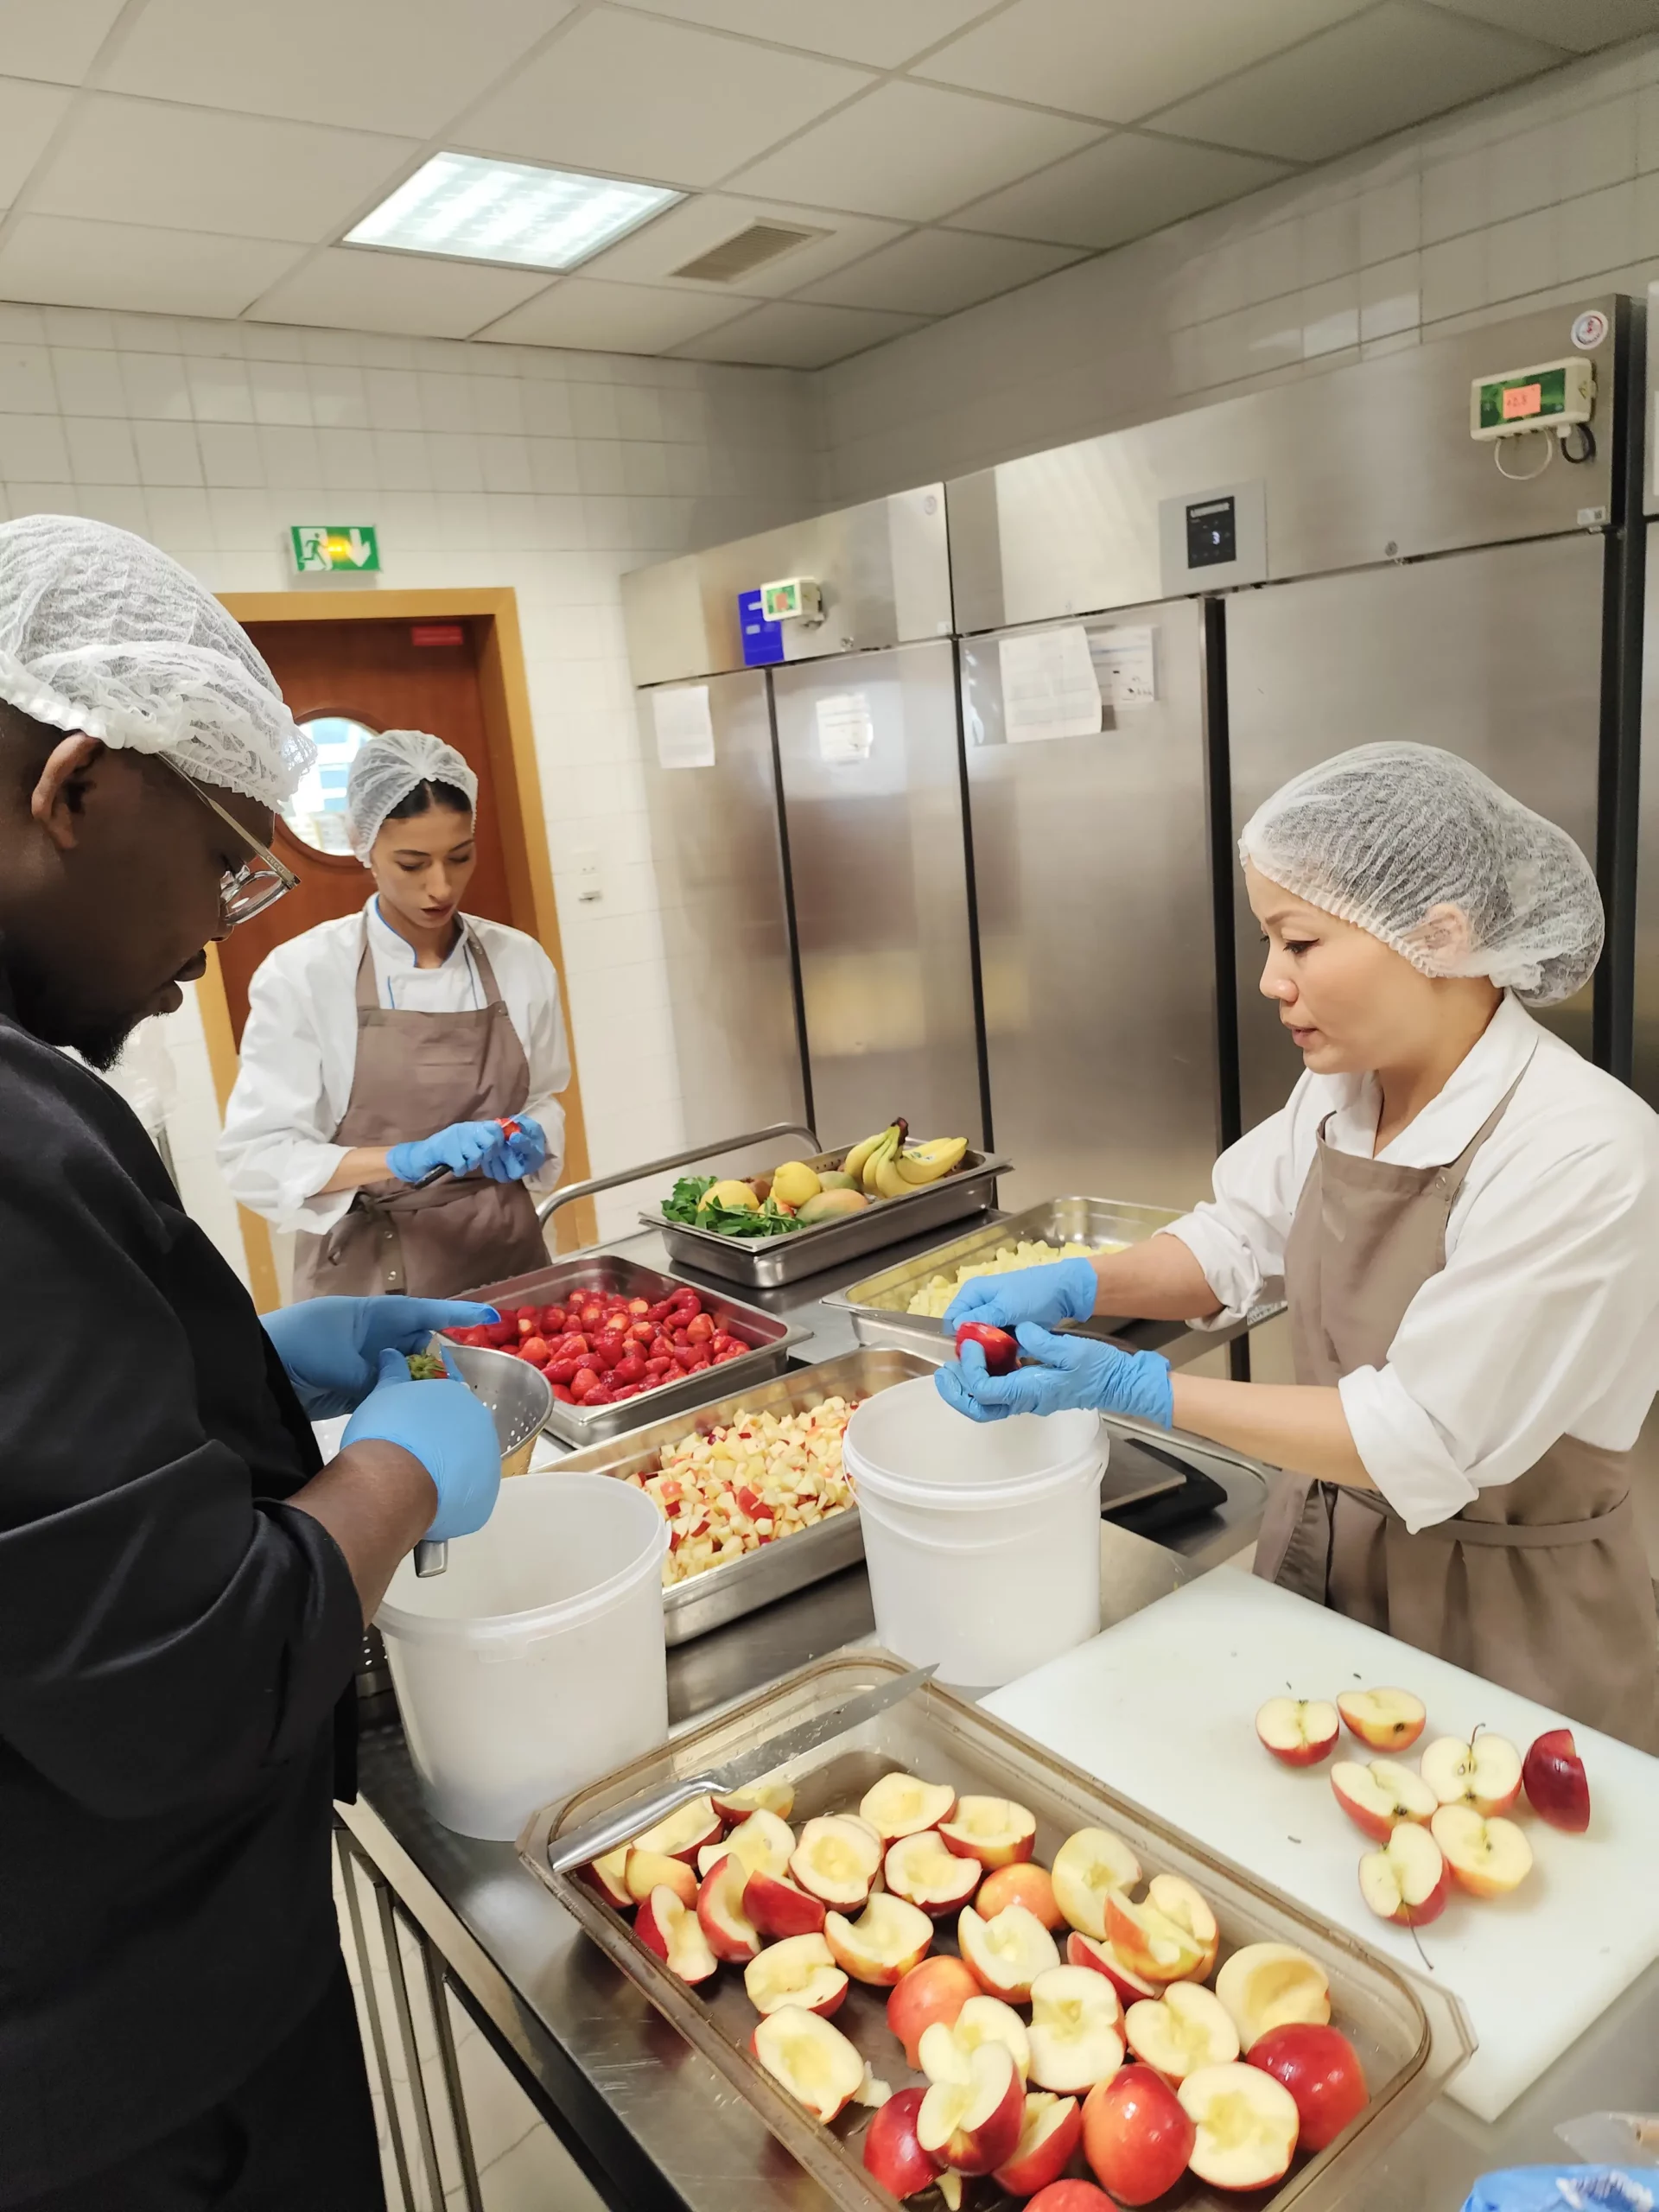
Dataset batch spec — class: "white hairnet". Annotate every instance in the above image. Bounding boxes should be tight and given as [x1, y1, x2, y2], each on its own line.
[346, 728, 477, 860]
[1239, 741, 1603, 1007]
[0, 514, 311, 806]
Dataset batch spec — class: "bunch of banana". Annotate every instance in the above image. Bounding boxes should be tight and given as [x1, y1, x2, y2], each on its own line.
[841, 1121, 970, 1200]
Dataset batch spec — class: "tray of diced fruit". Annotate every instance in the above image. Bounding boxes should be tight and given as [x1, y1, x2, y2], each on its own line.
[522, 1654, 1473, 2212]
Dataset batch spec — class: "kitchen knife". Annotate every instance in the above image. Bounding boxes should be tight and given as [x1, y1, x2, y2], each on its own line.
[549, 1662, 938, 1873]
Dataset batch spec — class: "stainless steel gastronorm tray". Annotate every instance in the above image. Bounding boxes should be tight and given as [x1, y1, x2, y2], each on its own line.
[641, 1144, 1011, 1289]
[822, 1194, 1188, 1352]
[554, 1349, 940, 1644]
[457, 1252, 805, 1447]
[522, 1651, 1474, 2212]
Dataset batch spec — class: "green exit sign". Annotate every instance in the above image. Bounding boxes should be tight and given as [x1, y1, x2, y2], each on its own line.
[291, 523, 380, 572]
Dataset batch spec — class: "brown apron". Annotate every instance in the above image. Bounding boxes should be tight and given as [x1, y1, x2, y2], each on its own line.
[1254, 1071, 1659, 1751]
[290, 922, 548, 1301]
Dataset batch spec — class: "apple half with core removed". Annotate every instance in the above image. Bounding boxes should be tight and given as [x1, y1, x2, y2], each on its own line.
[917, 2041, 1027, 2176]
[1330, 1758, 1437, 1843]
[713, 1777, 794, 1823]
[695, 1853, 761, 1964]
[860, 1772, 957, 1841]
[1337, 1688, 1427, 1751]
[743, 1932, 848, 2018]
[938, 1795, 1039, 1868]
[959, 1901, 1062, 2001]
[993, 2093, 1083, 2196]
[696, 1808, 794, 1881]
[631, 1794, 722, 1862]
[1247, 2024, 1369, 2152]
[1051, 1827, 1143, 1939]
[585, 1845, 632, 1909]
[751, 2006, 866, 2122]
[789, 1815, 883, 1909]
[634, 1886, 718, 1986]
[624, 1848, 697, 1910]
[1066, 1931, 1160, 2007]
[978, 1861, 1064, 1928]
[1179, 2063, 1300, 2190]
[1255, 1697, 1340, 1766]
[1431, 1802, 1534, 1897]
[884, 1830, 983, 1916]
[1082, 2065, 1196, 2207]
[1421, 1732, 1523, 1817]
[823, 1891, 934, 1985]
[1523, 1728, 1592, 1832]
[1027, 1966, 1127, 2094]
[918, 1995, 1032, 2085]
[1124, 1983, 1240, 2087]
[743, 1868, 826, 1940]
[887, 1955, 979, 2069]
[1103, 1890, 1210, 1985]
[862, 2088, 937, 2202]
[1357, 1822, 1449, 1928]
[1215, 1944, 1330, 2050]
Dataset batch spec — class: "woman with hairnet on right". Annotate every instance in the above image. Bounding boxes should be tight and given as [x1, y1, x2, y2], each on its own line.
[940, 742, 1659, 1748]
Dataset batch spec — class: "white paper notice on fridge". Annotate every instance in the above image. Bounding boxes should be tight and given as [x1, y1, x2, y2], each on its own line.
[998, 625, 1102, 743]
[1090, 624, 1158, 709]
[652, 684, 715, 769]
[817, 692, 875, 764]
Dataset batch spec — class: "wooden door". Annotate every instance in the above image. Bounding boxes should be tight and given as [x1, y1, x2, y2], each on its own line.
[216, 615, 519, 1044]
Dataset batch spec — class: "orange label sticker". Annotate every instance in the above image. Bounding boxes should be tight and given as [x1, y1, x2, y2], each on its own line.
[1503, 382, 1543, 420]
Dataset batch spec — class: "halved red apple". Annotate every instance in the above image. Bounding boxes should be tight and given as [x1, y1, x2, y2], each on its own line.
[1142, 1875, 1218, 1980]
[743, 1867, 826, 1941]
[1430, 1802, 1534, 1897]
[635, 1885, 718, 1985]
[1421, 1732, 1523, 1818]
[713, 1776, 795, 1823]
[1124, 1983, 1239, 2088]
[742, 1933, 848, 2018]
[938, 1795, 1039, 1868]
[631, 1794, 722, 1863]
[1357, 1821, 1448, 1928]
[917, 2040, 1026, 2176]
[823, 1891, 934, 1985]
[860, 1771, 957, 1841]
[1337, 1688, 1426, 1752]
[888, 1955, 980, 2069]
[624, 1847, 698, 1910]
[1523, 1727, 1592, 1833]
[1103, 1892, 1208, 1986]
[1214, 1944, 1330, 2050]
[696, 1807, 795, 1880]
[1066, 1931, 1160, 2008]
[752, 2005, 866, 2122]
[584, 1844, 632, 1910]
[885, 1831, 983, 1916]
[959, 1901, 1062, 2002]
[1179, 2063, 1300, 2190]
[1330, 1758, 1438, 1843]
[862, 2088, 936, 2201]
[1082, 2064, 1196, 2207]
[1050, 1827, 1143, 1940]
[978, 1862, 1065, 1929]
[1247, 2024, 1369, 2152]
[1027, 1965, 1126, 2094]
[1255, 1697, 1340, 1766]
[918, 1995, 1032, 2086]
[695, 1852, 761, 1964]
[789, 1815, 884, 1909]
[1025, 2186, 1114, 2212]
[993, 2093, 1083, 2196]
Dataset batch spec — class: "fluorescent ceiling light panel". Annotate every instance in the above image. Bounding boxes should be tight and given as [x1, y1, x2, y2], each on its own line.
[346, 150, 681, 270]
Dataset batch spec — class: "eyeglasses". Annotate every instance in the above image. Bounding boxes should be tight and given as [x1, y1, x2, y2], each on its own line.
[158, 755, 299, 929]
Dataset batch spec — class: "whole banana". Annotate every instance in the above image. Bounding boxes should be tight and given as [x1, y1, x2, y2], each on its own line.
[894, 1135, 969, 1187]
[842, 1122, 899, 1185]
[861, 1124, 904, 1197]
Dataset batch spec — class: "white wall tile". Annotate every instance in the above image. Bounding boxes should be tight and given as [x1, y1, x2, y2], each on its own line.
[132, 419, 204, 485]
[51, 346, 127, 415]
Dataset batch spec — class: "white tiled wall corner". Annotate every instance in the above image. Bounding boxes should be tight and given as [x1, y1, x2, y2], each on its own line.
[821, 32, 1659, 502]
[0, 308, 828, 1271]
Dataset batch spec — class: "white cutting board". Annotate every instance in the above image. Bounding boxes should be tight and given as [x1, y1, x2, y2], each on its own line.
[983, 1570, 1659, 2123]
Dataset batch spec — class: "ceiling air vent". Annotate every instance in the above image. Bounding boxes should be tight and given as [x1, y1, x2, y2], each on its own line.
[673, 222, 825, 284]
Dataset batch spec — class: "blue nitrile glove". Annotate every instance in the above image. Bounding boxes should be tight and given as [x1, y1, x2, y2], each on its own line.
[942, 1256, 1100, 1336]
[385, 1120, 511, 1185]
[262, 1295, 500, 1419]
[936, 1323, 1173, 1427]
[1462, 2171, 1654, 2212]
[480, 1114, 547, 1183]
[342, 1346, 501, 1543]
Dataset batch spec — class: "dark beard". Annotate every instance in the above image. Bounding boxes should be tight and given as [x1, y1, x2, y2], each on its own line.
[1, 942, 141, 1070]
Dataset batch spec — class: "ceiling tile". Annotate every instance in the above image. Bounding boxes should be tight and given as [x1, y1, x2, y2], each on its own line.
[102, 0, 572, 137]
[246, 246, 552, 335]
[606, 0, 999, 68]
[457, 10, 872, 188]
[0, 215, 305, 316]
[476, 276, 751, 349]
[1422, 0, 1659, 51]
[728, 80, 1102, 221]
[673, 298, 928, 366]
[0, 0, 127, 85]
[797, 227, 1082, 315]
[917, 0, 1371, 124]
[576, 192, 907, 295]
[0, 77, 73, 202]
[954, 130, 1290, 249]
[30, 95, 418, 244]
[1153, 2, 1565, 163]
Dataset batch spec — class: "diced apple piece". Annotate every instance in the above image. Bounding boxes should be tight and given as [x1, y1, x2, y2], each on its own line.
[634, 1886, 718, 1986]
[916, 2041, 1026, 2177]
[1430, 1803, 1534, 1897]
[1255, 1697, 1340, 1766]
[696, 1808, 795, 1881]
[1082, 2065, 1195, 2207]
[695, 1852, 761, 1965]
[584, 1844, 632, 1909]
[714, 1777, 795, 1823]
[1050, 1827, 1143, 1940]
[752, 2005, 866, 2122]
[742, 1933, 848, 2018]
[1215, 1945, 1330, 2050]
[1337, 1688, 1427, 1751]
[885, 1831, 983, 1916]
[993, 2093, 1083, 2197]
[1179, 2063, 1300, 2190]
[1142, 1875, 1219, 1980]
[862, 2088, 936, 2201]
[1066, 1931, 1160, 2007]
[631, 1794, 721, 1862]
[789, 1815, 883, 1909]
[1421, 1732, 1524, 1817]
[1103, 1893, 1207, 1986]
[918, 1996, 1032, 2085]
[958, 1902, 1061, 2002]
[625, 1847, 697, 1910]
[860, 1771, 958, 1841]
[888, 1955, 980, 2069]
[977, 1862, 1065, 1929]
[1027, 1966, 1127, 2095]
[1357, 1823, 1449, 1928]
[1522, 1727, 1592, 1833]
[1248, 2024, 1369, 2152]
[1330, 1758, 1438, 1844]
[743, 1868, 826, 1941]
[1124, 1984, 1238, 2088]
[938, 1795, 1039, 1868]
[823, 1892, 934, 1986]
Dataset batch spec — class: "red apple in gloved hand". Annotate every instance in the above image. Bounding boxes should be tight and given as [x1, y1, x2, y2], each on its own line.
[1522, 1728, 1592, 1832]
[956, 1322, 1019, 1375]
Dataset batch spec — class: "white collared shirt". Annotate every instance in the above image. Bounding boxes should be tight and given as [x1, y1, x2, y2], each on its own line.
[218, 899, 570, 1236]
[1166, 995, 1659, 1530]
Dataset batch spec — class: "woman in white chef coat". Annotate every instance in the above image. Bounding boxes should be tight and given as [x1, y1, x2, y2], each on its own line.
[942, 742, 1659, 1749]
[219, 728, 570, 1300]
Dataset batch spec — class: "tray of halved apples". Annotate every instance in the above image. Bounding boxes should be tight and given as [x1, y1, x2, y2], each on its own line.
[522, 1654, 1473, 2212]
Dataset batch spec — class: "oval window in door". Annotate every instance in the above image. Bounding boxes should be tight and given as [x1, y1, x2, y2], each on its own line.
[282, 713, 378, 855]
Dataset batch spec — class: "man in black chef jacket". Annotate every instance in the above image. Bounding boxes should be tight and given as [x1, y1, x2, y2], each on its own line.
[0, 515, 504, 2211]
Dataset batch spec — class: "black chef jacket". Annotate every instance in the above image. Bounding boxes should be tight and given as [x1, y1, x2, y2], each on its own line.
[0, 978, 364, 2205]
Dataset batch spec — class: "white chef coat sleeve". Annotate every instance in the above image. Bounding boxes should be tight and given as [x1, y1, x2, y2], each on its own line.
[216, 959, 355, 1236]
[516, 942, 570, 1196]
[1338, 1116, 1659, 1529]
[1161, 1084, 1315, 1323]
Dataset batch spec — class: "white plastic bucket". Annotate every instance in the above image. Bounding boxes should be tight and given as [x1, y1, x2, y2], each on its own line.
[378, 1472, 669, 1841]
[844, 1376, 1105, 1691]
